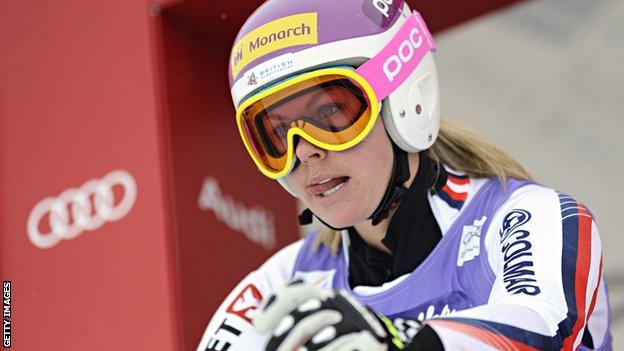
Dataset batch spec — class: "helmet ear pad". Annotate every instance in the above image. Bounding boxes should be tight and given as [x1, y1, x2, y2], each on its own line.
[382, 52, 440, 153]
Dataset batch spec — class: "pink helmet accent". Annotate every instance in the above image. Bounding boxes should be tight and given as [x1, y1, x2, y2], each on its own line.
[356, 12, 435, 101]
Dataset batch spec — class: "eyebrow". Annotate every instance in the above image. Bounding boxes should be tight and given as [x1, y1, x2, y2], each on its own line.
[268, 112, 289, 124]
[266, 86, 330, 123]
[304, 88, 326, 112]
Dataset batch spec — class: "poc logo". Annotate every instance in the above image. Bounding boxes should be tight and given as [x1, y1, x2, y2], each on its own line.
[373, 0, 394, 18]
[383, 28, 423, 82]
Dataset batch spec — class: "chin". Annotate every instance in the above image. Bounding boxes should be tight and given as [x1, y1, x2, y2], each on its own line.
[316, 209, 365, 229]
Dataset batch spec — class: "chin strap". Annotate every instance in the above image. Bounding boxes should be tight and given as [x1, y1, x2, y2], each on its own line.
[298, 208, 347, 230]
[298, 141, 411, 228]
[368, 142, 410, 225]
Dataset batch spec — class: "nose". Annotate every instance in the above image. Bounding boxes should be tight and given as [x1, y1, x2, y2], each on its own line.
[295, 137, 327, 165]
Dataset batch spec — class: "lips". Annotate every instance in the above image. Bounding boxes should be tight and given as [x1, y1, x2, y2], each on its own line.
[307, 176, 350, 197]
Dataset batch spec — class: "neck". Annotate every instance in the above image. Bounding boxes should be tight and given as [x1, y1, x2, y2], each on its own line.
[353, 152, 421, 254]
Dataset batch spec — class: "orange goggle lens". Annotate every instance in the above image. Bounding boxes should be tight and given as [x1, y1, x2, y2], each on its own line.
[238, 73, 376, 177]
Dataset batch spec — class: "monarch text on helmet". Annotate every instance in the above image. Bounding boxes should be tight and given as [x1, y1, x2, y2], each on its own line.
[249, 24, 311, 52]
[383, 27, 423, 82]
[231, 13, 318, 77]
[26, 170, 137, 250]
[198, 177, 276, 249]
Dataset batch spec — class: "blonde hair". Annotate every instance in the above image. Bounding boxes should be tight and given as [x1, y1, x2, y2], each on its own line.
[313, 118, 533, 255]
[426, 118, 532, 182]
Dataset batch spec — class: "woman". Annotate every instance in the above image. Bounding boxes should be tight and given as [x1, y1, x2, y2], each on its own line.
[198, 0, 612, 350]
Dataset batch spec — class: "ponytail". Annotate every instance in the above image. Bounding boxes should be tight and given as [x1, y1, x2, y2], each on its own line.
[426, 118, 532, 182]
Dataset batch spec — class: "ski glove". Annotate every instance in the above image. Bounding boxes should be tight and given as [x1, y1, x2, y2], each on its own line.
[253, 280, 422, 351]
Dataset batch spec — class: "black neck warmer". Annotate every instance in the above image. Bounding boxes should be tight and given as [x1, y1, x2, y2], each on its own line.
[347, 153, 447, 287]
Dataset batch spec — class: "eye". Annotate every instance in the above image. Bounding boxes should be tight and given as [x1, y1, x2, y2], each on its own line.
[273, 123, 290, 139]
[315, 103, 340, 119]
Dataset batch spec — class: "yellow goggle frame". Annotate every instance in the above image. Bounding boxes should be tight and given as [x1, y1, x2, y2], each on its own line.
[236, 67, 380, 179]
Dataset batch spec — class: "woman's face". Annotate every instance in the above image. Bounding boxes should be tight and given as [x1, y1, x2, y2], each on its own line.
[287, 118, 394, 228]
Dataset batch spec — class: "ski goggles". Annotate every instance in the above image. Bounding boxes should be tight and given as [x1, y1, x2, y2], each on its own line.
[235, 12, 435, 179]
[237, 68, 379, 179]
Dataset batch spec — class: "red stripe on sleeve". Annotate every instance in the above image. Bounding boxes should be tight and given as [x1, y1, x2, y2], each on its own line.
[586, 258, 603, 327]
[561, 205, 593, 350]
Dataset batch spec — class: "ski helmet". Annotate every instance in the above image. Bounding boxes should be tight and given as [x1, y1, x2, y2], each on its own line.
[229, 0, 440, 194]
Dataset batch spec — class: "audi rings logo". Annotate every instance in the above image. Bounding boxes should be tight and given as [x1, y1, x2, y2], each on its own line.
[27, 170, 137, 249]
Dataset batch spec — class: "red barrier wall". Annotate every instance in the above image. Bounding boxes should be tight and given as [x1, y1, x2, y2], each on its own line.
[0, 0, 525, 349]
[157, 8, 301, 349]
[0, 1, 183, 349]
[0, 0, 301, 349]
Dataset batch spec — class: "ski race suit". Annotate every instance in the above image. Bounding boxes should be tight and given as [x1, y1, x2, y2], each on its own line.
[197, 167, 612, 351]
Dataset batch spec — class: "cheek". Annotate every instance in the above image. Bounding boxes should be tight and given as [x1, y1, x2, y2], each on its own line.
[353, 140, 393, 202]
[337, 122, 394, 212]
[285, 167, 307, 198]
[354, 120, 393, 174]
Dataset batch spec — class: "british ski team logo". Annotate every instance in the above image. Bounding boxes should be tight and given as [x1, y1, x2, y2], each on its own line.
[247, 72, 257, 86]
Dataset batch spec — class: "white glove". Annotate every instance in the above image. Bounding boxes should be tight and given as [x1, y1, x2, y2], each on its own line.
[253, 280, 410, 351]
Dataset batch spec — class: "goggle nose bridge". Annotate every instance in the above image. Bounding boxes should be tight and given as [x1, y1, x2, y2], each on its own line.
[292, 119, 308, 129]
